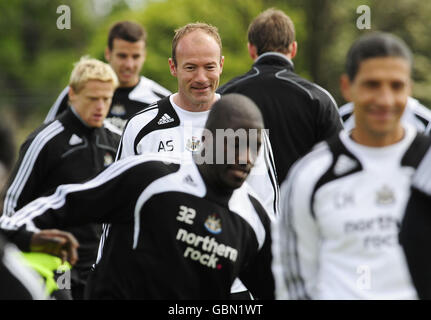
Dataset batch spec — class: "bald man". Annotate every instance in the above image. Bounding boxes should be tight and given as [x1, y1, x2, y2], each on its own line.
[0, 93, 274, 300]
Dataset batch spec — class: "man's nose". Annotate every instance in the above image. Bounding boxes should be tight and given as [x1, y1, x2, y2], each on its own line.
[124, 57, 134, 69]
[195, 67, 208, 83]
[376, 85, 395, 108]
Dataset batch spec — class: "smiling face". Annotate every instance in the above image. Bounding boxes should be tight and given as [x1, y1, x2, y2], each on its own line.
[169, 30, 224, 111]
[105, 38, 146, 88]
[69, 80, 114, 127]
[341, 57, 411, 146]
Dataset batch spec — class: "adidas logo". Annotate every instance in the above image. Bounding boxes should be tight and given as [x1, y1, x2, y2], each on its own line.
[183, 174, 197, 187]
[69, 134, 83, 146]
[333, 154, 358, 176]
[157, 113, 174, 125]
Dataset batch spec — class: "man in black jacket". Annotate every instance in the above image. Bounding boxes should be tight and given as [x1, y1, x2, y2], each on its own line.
[218, 8, 343, 183]
[0, 94, 274, 300]
[1, 57, 121, 299]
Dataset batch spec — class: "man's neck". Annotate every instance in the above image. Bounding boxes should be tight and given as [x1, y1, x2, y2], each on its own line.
[254, 51, 293, 62]
[350, 126, 405, 147]
[119, 77, 140, 89]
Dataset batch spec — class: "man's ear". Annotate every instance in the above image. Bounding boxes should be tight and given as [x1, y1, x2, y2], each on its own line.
[340, 74, 353, 102]
[168, 58, 177, 77]
[289, 41, 297, 59]
[68, 86, 75, 101]
[247, 43, 258, 61]
[104, 47, 111, 63]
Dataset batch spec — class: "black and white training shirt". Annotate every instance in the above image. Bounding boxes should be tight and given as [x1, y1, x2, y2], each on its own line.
[117, 94, 279, 219]
[0, 153, 274, 299]
[339, 97, 431, 134]
[45, 76, 171, 131]
[272, 124, 431, 299]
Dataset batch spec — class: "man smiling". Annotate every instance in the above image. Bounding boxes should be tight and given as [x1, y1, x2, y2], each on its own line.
[273, 32, 429, 299]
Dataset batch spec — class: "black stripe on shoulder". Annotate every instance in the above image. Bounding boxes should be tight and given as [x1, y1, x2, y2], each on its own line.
[414, 114, 431, 129]
[311, 135, 363, 218]
[401, 133, 431, 168]
[341, 111, 353, 123]
[133, 97, 180, 155]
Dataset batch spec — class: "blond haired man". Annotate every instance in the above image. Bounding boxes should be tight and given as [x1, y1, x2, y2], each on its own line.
[2, 57, 121, 299]
[45, 21, 171, 131]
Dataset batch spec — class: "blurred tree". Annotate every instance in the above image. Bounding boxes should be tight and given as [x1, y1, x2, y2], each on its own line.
[0, 0, 97, 124]
[3, 0, 431, 147]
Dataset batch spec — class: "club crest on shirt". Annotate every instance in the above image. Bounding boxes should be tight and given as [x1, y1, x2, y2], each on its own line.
[104, 153, 114, 166]
[204, 214, 222, 234]
[186, 136, 201, 153]
[375, 185, 395, 205]
[110, 104, 126, 116]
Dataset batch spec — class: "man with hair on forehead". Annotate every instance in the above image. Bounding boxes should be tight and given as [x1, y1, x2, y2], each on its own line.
[0, 93, 275, 300]
[273, 32, 428, 299]
[2, 57, 121, 299]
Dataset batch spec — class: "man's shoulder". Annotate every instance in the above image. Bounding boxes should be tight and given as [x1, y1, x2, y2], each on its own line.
[278, 71, 337, 106]
[128, 76, 171, 104]
[25, 120, 65, 146]
[123, 96, 180, 137]
[218, 67, 260, 93]
[285, 141, 334, 184]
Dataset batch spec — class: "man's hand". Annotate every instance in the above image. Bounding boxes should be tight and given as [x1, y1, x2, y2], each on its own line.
[30, 229, 79, 265]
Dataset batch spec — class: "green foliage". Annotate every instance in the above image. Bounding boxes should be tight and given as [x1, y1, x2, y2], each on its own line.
[4, 0, 431, 144]
[86, 0, 302, 92]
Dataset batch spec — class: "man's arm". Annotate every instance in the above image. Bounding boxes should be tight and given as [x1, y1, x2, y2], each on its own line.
[271, 153, 324, 300]
[238, 196, 275, 300]
[314, 87, 344, 140]
[400, 187, 431, 299]
[2, 121, 64, 217]
[0, 156, 152, 237]
[245, 130, 279, 219]
[44, 86, 69, 124]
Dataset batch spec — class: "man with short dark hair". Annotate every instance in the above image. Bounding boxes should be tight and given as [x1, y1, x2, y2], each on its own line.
[0, 94, 275, 300]
[273, 32, 427, 299]
[218, 8, 343, 183]
[45, 21, 171, 131]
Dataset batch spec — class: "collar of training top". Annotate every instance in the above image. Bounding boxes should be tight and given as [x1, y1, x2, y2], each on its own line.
[254, 51, 294, 70]
[62, 107, 97, 134]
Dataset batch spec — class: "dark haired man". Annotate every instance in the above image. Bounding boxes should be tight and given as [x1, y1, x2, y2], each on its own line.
[273, 32, 427, 299]
[218, 8, 342, 183]
[45, 21, 171, 131]
[0, 94, 275, 300]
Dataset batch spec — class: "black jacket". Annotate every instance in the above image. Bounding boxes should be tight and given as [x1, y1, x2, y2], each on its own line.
[2, 108, 120, 275]
[218, 52, 343, 183]
[0, 154, 274, 300]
